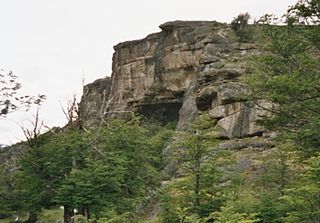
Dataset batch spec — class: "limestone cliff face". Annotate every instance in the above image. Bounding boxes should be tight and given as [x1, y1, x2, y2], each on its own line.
[79, 21, 266, 139]
[79, 77, 112, 127]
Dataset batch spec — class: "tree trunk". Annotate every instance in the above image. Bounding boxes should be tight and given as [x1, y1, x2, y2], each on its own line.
[84, 208, 90, 219]
[79, 207, 90, 219]
[64, 205, 73, 223]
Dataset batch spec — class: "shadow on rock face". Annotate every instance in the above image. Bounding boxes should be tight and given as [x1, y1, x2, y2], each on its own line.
[138, 102, 183, 125]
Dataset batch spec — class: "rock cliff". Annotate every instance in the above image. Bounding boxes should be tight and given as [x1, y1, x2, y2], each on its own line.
[79, 20, 268, 140]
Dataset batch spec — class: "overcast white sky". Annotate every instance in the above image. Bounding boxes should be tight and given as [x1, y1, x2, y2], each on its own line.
[0, 0, 296, 145]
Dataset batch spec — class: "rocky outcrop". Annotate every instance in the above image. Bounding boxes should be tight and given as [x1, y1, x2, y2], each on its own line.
[79, 20, 266, 139]
[79, 77, 112, 128]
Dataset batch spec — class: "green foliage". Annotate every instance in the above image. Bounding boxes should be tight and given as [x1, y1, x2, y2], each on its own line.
[94, 209, 133, 223]
[210, 205, 259, 223]
[288, 0, 320, 50]
[95, 119, 167, 203]
[73, 215, 89, 223]
[255, 144, 300, 195]
[55, 157, 127, 216]
[17, 130, 89, 213]
[244, 7, 320, 154]
[2, 3, 320, 223]
[281, 155, 320, 223]
[0, 161, 24, 215]
[241, 3, 320, 222]
[36, 208, 64, 223]
[159, 115, 239, 221]
[288, 0, 320, 25]
[0, 117, 174, 222]
[231, 12, 253, 43]
[159, 192, 181, 223]
[175, 116, 220, 216]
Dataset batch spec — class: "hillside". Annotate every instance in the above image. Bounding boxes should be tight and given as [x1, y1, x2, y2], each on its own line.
[1, 2, 320, 222]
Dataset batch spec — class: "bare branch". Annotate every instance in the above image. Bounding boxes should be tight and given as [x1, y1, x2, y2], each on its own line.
[21, 106, 45, 147]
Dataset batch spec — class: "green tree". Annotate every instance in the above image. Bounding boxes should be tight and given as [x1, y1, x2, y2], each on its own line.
[176, 116, 218, 216]
[55, 157, 127, 219]
[1, 117, 172, 223]
[243, 1, 320, 222]
[288, 0, 320, 25]
[245, 9, 320, 154]
[55, 118, 172, 221]
[210, 205, 259, 223]
[168, 115, 236, 220]
[246, 144, 301, 223]
[288, 0, 320, 49]
[281, 155, 320, 223]
[17, 130, 89, 223]
[92, 119, 168, 215]
[0, 161, 24, 217]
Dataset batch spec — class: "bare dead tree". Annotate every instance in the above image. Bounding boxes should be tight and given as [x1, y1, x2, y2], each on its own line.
[21, 106, 46, 147]
[20, 106, 51, 150]
[100, 90, 134, 128]
[61, 94, 83, 130]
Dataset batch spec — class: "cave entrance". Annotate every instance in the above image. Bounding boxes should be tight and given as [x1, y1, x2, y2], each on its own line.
[138, 102, 183, 125]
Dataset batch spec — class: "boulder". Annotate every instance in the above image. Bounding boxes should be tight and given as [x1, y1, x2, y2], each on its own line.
[195, 86, 217, 111]
[210, 101, 272, 139]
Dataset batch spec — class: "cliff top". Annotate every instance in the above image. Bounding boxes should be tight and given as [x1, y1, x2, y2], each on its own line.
[113, 20, 224, 50]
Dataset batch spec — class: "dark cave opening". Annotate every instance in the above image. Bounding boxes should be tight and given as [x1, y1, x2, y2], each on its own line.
[138, 102, 183, 125]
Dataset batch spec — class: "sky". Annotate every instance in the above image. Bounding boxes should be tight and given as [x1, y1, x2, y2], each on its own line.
[0, 0, 296, 145]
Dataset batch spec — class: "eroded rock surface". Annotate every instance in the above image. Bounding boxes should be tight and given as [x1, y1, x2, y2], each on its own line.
[79, 20, 266, 139]
[79, 77, 112, 128]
